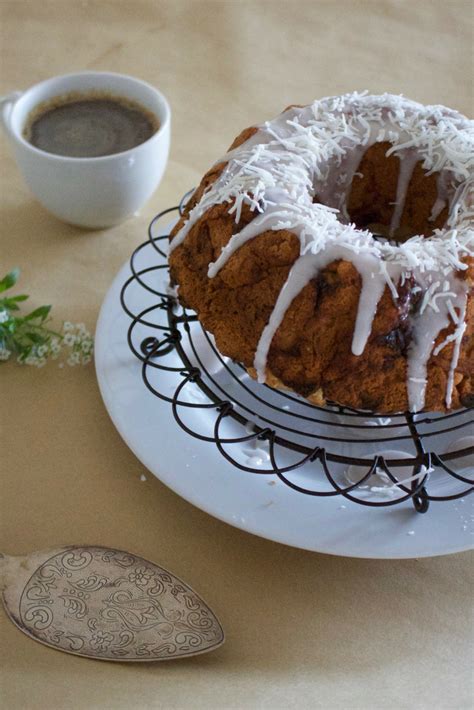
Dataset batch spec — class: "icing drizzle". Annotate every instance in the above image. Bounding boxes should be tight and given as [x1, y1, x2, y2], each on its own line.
[389, 150, 419, 237]
[171, 92, 474, 412]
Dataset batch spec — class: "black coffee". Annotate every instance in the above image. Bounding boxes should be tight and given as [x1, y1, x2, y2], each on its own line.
[24, 93, 159, 158]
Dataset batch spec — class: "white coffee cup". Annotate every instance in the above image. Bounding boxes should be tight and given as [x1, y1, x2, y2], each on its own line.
[1, 71, 171, 228]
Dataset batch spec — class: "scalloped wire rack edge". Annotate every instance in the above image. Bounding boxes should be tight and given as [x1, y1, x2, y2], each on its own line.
[119, 192, 474, 514]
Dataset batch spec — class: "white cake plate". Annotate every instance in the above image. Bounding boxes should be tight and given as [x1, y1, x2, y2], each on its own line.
[95, 221, 473, 559]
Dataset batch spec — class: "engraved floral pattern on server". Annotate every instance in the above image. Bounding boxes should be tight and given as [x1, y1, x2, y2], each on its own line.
[18, 547, 224, 659]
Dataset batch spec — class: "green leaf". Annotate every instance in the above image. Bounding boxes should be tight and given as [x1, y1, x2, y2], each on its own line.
[24, 331, 46, 344]
[8, 294, 29, 302]
[1, 296, 30, 312]
[0, 268, 20, 293]
[23, 305, 52, 322]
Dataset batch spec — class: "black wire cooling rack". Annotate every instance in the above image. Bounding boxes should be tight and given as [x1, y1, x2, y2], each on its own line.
[119, 194, 474, 514]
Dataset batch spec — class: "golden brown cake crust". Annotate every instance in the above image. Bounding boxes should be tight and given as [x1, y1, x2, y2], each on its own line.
[169, 108, 473, 414]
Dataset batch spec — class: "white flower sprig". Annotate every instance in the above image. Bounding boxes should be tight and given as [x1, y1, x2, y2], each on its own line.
[0, 268, 94, 368]
[62, 321, 94, 367]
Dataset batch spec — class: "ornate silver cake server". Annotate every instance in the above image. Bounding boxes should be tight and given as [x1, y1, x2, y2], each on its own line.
[0, 545, 224, 661]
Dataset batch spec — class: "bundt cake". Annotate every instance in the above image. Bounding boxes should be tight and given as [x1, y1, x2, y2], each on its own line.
[169, 92, 474, 414]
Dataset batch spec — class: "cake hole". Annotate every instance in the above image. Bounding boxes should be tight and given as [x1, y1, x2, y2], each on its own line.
[315, 142, 449, 241]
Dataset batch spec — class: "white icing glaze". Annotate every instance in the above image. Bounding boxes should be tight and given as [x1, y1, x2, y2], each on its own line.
[253, 237, 398, 382]
[351, 259, 392, 356]
[314, 140, 369, 221]
[389, 150, 419, 237]
[171, 92, 474, 411]
[444, 294, 468, 409]
[429, 172, 451, 222]
[406, 302, 450, 413]
[242, 423, 270, 466]
[344, 450, 428, 498]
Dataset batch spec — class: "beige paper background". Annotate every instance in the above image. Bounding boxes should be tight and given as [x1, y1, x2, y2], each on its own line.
[0, 1, 473, 708]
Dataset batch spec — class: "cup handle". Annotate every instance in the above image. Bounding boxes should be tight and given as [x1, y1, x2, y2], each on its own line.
[0, 91, 23, 134]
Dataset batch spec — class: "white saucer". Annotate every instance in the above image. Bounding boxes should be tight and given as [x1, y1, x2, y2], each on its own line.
[95, 222, 473, 559]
